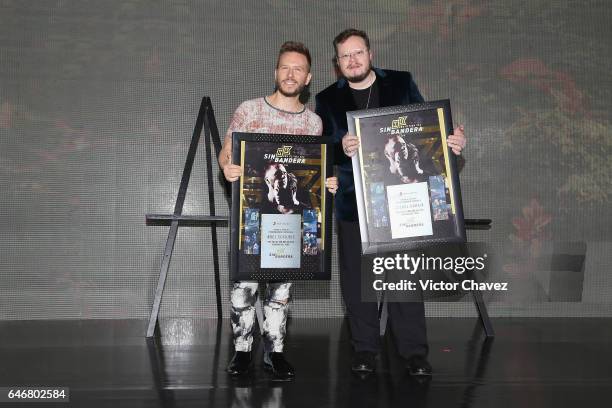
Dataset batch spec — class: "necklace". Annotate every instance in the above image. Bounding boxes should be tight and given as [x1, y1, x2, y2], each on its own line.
[351, 73, 375, 109]
[363, 73, 376, 109]
[364, 84, 372, 109]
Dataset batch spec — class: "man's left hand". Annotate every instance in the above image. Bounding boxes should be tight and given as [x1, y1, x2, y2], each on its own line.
[447, 125, 466, 156]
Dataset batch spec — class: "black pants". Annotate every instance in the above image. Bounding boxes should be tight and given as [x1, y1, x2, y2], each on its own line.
[337, 220, 428, 358]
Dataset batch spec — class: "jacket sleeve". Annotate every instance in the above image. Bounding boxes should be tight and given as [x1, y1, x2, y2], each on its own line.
[407, 73, 425, 103]
[315, 93, 345, 166]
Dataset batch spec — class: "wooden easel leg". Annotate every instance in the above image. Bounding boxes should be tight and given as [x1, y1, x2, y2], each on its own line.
[147, 219, 180, 338]
[378, 291, 388, 337]
[471, 288, 495, 338]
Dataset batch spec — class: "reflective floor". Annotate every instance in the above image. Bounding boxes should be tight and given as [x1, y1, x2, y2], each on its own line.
[1, 317, 612, 407]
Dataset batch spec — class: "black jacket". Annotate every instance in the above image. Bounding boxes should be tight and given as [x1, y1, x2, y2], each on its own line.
[315, 68, 424, 221]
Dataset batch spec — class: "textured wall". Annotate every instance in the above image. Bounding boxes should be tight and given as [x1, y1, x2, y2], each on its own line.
[1, 0, 611, 319]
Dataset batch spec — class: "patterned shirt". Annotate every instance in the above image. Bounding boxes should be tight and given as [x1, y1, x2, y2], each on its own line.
[226, 97, 322, 138]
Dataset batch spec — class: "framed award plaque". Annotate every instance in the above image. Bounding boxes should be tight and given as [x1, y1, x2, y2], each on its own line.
[230, 132, 333, 281]
[346, 99, 466, 254]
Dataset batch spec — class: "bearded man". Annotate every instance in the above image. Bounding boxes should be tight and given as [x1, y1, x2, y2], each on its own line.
[218, 41, 337, 379]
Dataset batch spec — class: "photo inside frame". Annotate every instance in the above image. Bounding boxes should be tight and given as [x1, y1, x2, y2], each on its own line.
[233, 138, 329, 280]
[355, 107, 459, 244]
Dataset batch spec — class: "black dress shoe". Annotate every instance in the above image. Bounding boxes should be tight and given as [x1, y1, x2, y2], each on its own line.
[227, 351, 252, 375]
[264, 352, 295, 379]
[351, 351, 376, 373]
[406, 355, 432, 377]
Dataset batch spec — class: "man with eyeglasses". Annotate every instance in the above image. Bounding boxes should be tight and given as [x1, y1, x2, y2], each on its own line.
[219, 41, 338, 380]
[315, 28, 466, 377]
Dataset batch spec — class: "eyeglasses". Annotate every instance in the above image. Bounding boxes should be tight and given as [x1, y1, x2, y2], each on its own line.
[337, 49, 367, 62]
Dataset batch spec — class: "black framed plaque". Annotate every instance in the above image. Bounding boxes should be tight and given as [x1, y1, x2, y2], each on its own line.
[346, 99, 466, 254]
[230, 132, 333, 281]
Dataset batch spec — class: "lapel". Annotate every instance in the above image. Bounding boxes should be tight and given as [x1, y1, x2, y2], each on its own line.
[375, 69, 398, 107]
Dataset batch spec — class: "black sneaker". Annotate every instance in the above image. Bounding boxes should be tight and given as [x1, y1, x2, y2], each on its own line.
[351, 351, 376, 373]
[406, 355, 432, 377]
[264, 352, 295, 379]
[227, 351, 252, 376]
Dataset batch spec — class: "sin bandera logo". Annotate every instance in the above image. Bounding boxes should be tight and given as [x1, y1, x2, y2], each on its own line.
[264, 145, 306, 164]
[275, 146, 292, 157]
[380, 115, 424, 135]
[392, 116, 408, 129]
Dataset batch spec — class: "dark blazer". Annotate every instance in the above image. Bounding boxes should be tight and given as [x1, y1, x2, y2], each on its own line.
[315, 68, 425, 222]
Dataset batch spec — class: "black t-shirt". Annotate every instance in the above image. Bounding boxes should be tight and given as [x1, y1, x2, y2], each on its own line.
[350, 79, 380, 110]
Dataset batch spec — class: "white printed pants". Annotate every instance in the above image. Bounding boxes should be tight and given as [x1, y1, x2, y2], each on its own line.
[230, 281, 291, 353]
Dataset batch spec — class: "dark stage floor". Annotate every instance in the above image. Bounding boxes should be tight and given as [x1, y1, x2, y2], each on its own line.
[1, 317, 612, 407]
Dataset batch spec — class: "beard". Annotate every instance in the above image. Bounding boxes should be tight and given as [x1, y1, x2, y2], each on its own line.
[276, 79, 306, 97]
[344, 60, 372, 83]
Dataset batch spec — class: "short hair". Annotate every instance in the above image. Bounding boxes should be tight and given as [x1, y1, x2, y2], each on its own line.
[333, 29, 371, 55]
[277, 41, 311, 70]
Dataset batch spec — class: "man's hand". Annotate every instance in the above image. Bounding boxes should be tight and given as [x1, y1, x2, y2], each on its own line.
[447, 125, 466, 156]
[341, 133, 359, 157]
[223, 163, 242, 182]
[325, 176, 338, 195]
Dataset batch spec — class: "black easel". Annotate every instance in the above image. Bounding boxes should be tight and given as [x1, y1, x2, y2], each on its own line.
[145, 97, 228, 338]
[463, 219, 495, 337]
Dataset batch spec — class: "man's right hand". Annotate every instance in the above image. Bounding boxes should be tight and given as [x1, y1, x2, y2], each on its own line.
[223, 164, 242, 182]
[341, 133, 360, 157]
